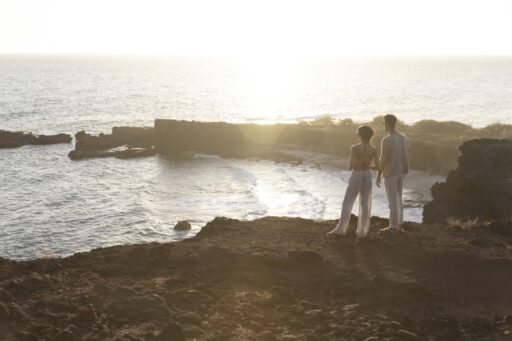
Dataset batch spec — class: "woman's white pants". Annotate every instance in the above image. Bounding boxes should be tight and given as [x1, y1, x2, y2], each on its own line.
[336, 170, 372, 237]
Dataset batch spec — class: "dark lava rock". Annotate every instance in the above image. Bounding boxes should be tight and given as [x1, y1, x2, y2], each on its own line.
[0, 287, 14, 302]
[165, 288, 213, 309]
[258, 330, 278, 341]
[52, 326, 79, 341]
[0, 303, 9, 319]
[0, 130, 71, 149]
[489, 220, 512, 237]
[31, 134, 72, 145]
[176, 311, 202, 326]
[8, 303, 27, 320]
[270, 286, 294, 303]
[75, 127, 154, 151]
[16, 331, 41, 341]
[183, 325, 204, 338]
[174, 221, 192, 231]
[6, 273, 52, 294]
[107, 294, 171, 321]
[424, 139, 512, 224]
[397, 329, 419, 339]
[72, 306, 97, 325]
[470, 317, 493, 337]
[287, 250, 323, 265]
[421, 317, 463, 339]
[469, 238, 495, 248]
[163, 276, 189, 289]
[69, 127, 155, 160]
[158, 322, 185, 341]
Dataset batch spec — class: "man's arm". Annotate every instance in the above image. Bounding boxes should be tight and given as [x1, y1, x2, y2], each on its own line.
[376, 139, 386, 187]
[407, 136, 411, 158]
[403, 134, 411, 174]
[370, 147, 379, 170]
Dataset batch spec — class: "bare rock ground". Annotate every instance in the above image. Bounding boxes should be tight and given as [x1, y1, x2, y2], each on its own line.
[1, 216, 512, 340]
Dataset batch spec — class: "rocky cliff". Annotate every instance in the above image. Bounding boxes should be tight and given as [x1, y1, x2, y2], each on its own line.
[423, 138, 512, 224]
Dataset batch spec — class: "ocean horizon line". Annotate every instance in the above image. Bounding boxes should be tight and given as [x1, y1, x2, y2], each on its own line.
[3, 52, 512, 60]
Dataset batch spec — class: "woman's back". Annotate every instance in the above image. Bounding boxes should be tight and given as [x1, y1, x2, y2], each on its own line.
[350, 143, 376, 171]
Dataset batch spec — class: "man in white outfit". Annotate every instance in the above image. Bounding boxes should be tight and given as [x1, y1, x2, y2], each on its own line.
[376, 114, 410, 232]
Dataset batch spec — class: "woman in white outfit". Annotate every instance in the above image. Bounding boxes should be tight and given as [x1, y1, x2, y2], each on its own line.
[327, 126, 378, 238]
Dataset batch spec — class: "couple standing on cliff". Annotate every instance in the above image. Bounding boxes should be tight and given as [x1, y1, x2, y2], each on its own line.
[328, 114, 410, 238]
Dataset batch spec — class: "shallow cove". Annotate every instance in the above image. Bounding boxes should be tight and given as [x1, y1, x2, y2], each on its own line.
[0, 143, 442, 260]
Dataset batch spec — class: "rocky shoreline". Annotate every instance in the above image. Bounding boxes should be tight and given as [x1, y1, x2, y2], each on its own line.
[65, 118, 512, 175]
[3, 118, 511, 176]
[2, 216, 512, 340]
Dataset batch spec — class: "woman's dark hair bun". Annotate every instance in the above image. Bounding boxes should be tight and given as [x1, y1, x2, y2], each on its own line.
[357, 125, 374, 140]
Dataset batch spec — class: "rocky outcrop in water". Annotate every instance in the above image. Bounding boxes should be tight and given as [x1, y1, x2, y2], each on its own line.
[0, 130, 72, 148]
[423, 138, 512, 224]
[65, 119, 509, 175]
[154, 119, 304, 164]
[68, 127, 156, 160]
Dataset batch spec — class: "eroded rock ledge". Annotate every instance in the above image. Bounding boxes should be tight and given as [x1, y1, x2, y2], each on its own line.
[1, 216, 512, 340]
[68, 127, 156, 160]
[423, 138, 512, 224]
[66, 119, 512, 177]
[0, 130, 72, 149]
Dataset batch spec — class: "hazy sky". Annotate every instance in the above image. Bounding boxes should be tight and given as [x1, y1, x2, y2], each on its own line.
[1, 0, 511, 56]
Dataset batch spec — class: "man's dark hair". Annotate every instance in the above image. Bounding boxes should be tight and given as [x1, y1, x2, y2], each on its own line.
[384, 114, 398, 129]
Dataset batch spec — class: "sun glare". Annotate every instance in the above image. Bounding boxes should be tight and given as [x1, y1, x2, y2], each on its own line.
[236, 57, 305, 121]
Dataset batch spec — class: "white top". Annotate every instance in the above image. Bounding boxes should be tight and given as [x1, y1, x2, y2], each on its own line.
[380, 132, 410, 177]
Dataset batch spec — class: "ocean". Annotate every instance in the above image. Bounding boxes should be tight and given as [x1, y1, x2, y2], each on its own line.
[1, 55, 510, 260]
